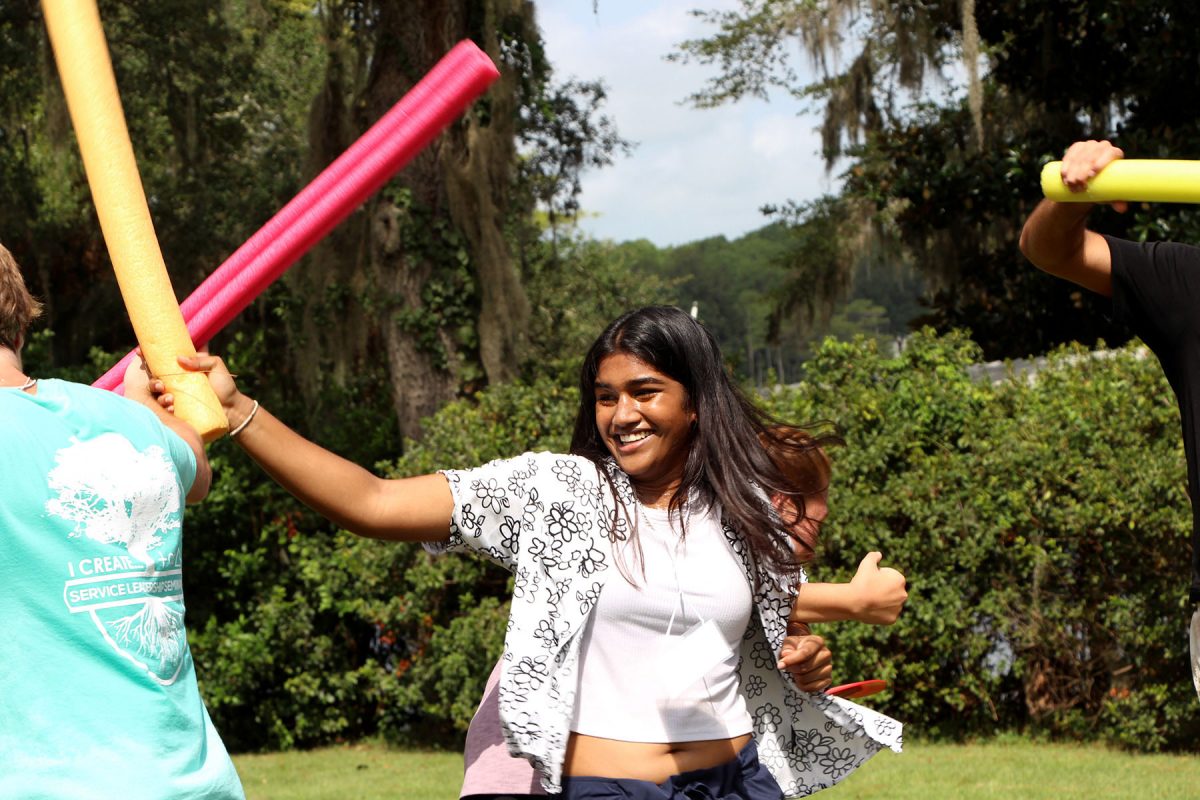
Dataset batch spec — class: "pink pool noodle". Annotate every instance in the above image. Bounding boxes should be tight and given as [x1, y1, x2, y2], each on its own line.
[95, 40, 499, 391]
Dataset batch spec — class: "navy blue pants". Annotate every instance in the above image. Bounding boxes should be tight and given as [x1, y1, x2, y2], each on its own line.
[550, 741, 783, 800]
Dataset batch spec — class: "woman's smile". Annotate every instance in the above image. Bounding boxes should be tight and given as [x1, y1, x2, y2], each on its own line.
[593, 353, 696, 503]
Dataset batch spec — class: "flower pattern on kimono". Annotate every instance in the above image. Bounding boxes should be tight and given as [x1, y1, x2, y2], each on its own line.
[527, 536, 564, 569]
[750, 639, 776, 670]
[513, 565, 532, 601]
[763, 594, 793, 626]
[532, 618, 560, 650]
[473, 477, 509, 513]
[786, 747, 814, 778]
[818, 745, 859, 782]
[875, 717, 900, 740]
[793, 727, 836, 765]
[546, 579, 570, 609]
[783, 686, 806, 716]
[499, 515, 522, 553]
[567, 543, 607, 577]
[757, 736, 789, 774]
[432, 451, 901, 795]
[459, 503, 483, 538]
[780, 776, 820, 798]
[522, 487, 544, 530]
[608, 511, 632, 544]
[551, 459, 582, 487]
[572, 480, 600, 505]
[506, 463, 537, 498]
[744, 673, 767, 698]
[481, 545, 510, 568]
[753, 701, 783, 733]
[508, 655, 550, 700]
[555, 458, 600, 505]
[505, 708, 542, 740]
[546, 502, 582, 543]
[575, 582, 601, 614]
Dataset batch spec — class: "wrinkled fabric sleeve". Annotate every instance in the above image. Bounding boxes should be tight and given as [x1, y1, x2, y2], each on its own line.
[423, 454, 543, 572]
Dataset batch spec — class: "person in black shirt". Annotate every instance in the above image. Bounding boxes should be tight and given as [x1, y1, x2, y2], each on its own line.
[1020, 139, 1200, 697]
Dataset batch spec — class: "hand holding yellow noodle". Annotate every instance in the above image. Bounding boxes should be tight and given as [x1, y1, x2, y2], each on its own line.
[41, 0, 227, 441]
[1041, 159, 1200, 204]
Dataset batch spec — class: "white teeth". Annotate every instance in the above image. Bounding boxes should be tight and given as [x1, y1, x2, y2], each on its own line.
[617, 431, 652, 444]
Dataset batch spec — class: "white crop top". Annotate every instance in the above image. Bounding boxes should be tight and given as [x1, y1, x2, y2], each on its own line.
[570, 502, 754, 742]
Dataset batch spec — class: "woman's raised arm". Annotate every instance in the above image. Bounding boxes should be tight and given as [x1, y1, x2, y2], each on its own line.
[791, 552, 907, 625]
[166, 354, 453, 542]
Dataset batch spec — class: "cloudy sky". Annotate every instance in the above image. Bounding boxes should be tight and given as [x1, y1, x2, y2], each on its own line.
[537, 1, 837, 247]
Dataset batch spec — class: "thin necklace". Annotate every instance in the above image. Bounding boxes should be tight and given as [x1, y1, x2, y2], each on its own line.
[3, 377, 35, 390]
[637, 500, 687, 541]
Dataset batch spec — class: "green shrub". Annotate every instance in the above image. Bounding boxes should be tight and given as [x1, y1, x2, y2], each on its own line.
[764, 330, 1197, 749]
[172, 327, 1198, 752]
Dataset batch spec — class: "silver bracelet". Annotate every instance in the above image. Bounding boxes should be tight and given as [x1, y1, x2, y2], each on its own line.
[229, 399, 259, 438]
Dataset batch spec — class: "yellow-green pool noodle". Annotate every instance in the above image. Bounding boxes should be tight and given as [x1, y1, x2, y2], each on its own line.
[1042, 159, 1200, 204]
[42, 0, 227, 442]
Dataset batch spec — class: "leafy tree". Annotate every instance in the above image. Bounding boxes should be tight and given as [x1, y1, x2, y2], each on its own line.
[283, 1, 632, 440]
[0, 0, 319, 364]
[617, 223, 801, 380]
[2, 1, 630, 438]
[6, 0, 645, 752]
[672, 0, 1200, 358]
[520, 232, 677, 382]
[517, 78, 632, 239]
[764, 331, 1198, 749]
[673, 0, 971, 160]
[608, 218, 922, 383]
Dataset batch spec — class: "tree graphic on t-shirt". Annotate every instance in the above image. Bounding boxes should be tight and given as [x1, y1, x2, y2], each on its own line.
[45, 433, 184, 666]
[45, 433, 180, 566]
[108, 596, 186, 668]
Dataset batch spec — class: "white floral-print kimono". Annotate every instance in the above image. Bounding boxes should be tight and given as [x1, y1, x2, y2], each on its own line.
[428, 452, 902, 796]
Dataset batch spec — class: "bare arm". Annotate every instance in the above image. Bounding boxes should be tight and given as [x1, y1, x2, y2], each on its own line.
[1018, 139, 1125, 297]
[167, 354, 453, 541]
[125, 357, 212, 504]
[771, 487, 901, 690]
[789, 552, 908, 625]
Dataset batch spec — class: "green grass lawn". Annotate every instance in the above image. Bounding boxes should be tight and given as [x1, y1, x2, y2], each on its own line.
[232, 739, 1200, 800]
[234, 743, 460, 800]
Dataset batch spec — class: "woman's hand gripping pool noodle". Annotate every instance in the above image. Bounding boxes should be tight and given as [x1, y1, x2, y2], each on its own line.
[42, 0, 227, 441]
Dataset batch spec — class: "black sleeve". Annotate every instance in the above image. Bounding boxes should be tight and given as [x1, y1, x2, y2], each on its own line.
[1106, 235, 1200, 353]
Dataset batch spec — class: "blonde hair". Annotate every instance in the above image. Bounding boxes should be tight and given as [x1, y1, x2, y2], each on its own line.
[0, 243, 43, 350]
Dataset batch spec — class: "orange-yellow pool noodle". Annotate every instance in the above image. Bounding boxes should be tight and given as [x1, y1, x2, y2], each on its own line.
[1041, 159, 1200, 204]
[42, 0, 227, 441]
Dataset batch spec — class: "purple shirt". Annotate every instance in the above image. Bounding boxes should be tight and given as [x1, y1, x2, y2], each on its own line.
[461, 661, 545, 797]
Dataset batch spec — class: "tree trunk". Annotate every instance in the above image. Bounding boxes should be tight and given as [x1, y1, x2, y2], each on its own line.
[439, 1, 533, 385]
[292, 0, 534, 441]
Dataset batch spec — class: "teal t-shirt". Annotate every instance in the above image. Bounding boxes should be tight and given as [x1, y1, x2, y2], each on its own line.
[0, 379, 244, 800]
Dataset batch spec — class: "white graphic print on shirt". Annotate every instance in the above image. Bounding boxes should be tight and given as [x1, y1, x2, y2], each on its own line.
[46, 434, 187, 685]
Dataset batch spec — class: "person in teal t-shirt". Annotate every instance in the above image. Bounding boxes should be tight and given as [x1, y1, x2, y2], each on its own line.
[0, 243, 244, 799]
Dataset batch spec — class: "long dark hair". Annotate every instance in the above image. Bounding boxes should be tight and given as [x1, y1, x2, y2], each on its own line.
[569, 305, 841, 581]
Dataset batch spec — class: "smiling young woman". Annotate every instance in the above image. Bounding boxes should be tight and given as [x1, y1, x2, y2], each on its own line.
[591, 352, 696, 508]
[167, 305, 902, 799]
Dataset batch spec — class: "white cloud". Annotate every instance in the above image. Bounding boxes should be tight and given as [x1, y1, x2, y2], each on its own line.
[537, 0, 837, 246]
